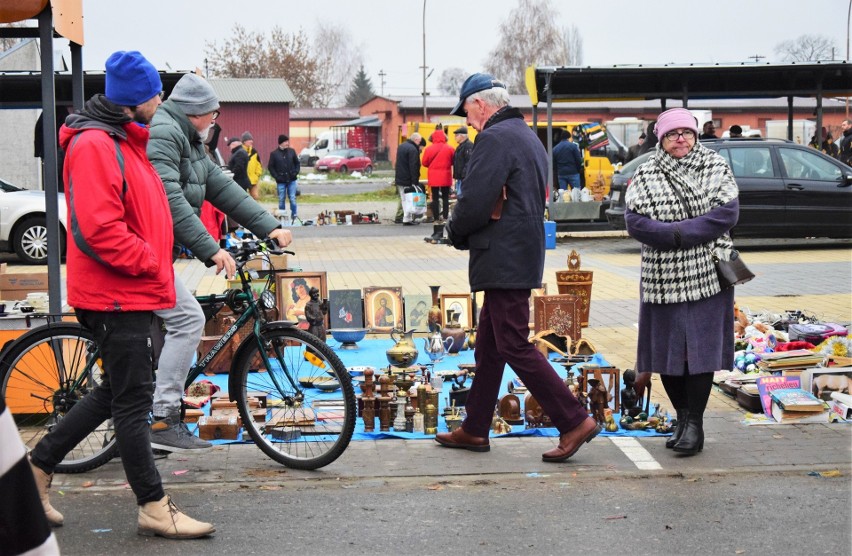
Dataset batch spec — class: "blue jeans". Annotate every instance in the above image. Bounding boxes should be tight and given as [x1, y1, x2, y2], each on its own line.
[558, 174, 581, 190]
[277, 181, 298, 216]
[32, 310, 165, 505]
[455, 179, 463, 197]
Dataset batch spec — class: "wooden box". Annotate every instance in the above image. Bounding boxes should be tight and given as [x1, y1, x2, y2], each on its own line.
[183, 408, 204, 423]
[197, 415, 240, 440]
[533, 294, 582, 342]
[211, 408, 242, 428]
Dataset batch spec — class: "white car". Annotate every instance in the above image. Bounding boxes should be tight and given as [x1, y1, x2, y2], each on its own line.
[0, 177, 66, 264]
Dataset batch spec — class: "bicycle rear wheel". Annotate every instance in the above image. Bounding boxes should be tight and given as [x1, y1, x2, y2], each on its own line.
[234, 327, 355, 470]
[0, 322, 118, 473]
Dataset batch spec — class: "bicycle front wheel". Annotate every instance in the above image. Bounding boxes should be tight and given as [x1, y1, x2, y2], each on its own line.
[0, 323, 118, 473]
[234, 327, 355, 470]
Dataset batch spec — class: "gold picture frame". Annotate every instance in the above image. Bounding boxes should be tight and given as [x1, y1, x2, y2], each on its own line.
[275, 272, 328, 330]
[441, 293, 473, 330]
[364, 286, 403, 333]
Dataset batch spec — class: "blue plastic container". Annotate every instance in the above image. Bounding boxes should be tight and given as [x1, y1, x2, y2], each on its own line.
[544, 220, 556, 249]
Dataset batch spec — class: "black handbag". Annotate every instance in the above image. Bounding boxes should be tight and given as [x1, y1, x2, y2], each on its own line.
[711, 249, 755, 289]
[668, 183, 755, 289]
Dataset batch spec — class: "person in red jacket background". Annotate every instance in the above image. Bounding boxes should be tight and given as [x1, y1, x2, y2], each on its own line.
[422, 129, 455, 222]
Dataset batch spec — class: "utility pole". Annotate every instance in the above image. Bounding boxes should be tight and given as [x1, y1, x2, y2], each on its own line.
[421, 0, 428, 120]
[748, 54, 765, 63]
[378, 69, 386, 96]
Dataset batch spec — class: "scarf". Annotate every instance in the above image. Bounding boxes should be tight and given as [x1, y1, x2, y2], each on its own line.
[625, 141, 738, 304]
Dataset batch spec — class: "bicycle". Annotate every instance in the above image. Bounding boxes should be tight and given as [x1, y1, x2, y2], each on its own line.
[0, 238, 356, 472]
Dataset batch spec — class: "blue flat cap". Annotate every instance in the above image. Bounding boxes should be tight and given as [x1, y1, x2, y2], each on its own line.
[449, 73, 506, 117]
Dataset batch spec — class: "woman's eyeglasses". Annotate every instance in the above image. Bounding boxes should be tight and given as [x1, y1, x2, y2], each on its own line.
[664, 130, 696, 141]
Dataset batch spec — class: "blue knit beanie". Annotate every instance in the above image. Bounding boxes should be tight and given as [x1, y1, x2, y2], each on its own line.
[104, 51, 162, 106]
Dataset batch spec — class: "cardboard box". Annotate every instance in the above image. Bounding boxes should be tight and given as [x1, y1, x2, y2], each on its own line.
[0, 272, 49, 291]
[245, 254, 288, 272]
[197, 415, 240, 440]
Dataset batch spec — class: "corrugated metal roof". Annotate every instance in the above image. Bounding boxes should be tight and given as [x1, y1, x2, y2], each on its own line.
[209, 78, 295, 104]
[290, 107, 359, 120]
[333, 115, 381, 128]
[396, 94, 848, 111]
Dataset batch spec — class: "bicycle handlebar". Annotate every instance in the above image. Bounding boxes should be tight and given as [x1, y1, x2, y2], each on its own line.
[204, 237, 295, 268]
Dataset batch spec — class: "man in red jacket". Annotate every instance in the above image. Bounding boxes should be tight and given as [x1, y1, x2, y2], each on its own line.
[28, 51, 214, 540]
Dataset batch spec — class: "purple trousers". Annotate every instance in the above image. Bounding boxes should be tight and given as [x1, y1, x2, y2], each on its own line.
[462, 289, 588, 437]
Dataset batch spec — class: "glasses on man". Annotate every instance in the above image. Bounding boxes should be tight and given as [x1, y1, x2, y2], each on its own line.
[211, 110, 220, 120]
[664, 130, 696, 141]
[158, 91, 165, 99]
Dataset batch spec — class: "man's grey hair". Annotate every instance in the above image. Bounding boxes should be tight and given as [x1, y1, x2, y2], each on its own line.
[410, 132, 422, 143]
[468, 86, 510, 109]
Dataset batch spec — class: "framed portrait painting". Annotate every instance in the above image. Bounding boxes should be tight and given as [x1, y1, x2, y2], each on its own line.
[404, 294, 431, 332]
[276, 272, 328, 330]
[328, 289, 364, 329]
[364, 287, 403, 333]
[441, 293, 473, 330]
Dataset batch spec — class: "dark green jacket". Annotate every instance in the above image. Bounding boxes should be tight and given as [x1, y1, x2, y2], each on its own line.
[147, 100, 280, 262]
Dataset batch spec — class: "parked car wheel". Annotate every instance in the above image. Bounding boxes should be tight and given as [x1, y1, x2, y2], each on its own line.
[13, 216, 64, 264]
[363, 165, 373, 176]
[339, 165, 348, 174]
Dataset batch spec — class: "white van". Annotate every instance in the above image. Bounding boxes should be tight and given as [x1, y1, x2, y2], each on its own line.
[299, 131, 347, 166]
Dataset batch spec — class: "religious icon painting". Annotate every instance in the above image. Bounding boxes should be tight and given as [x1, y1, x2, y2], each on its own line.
[364, 286, 403, 333]
[404, 294, 431, 332]
[328, 289, 364, 329]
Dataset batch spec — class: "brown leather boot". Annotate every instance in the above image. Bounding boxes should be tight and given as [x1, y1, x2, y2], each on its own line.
[541, 417, 601, 462]
[29, 457, 63, 527]
[434, 427, 490, 452]
[138, 494, 215, 539]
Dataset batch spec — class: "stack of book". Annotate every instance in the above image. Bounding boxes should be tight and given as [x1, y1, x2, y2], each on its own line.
[769, 387, 828, 423]
[757, 350, 825, 373]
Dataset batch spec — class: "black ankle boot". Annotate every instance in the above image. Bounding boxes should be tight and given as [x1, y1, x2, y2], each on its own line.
[665, 408, 688, 449]
[672, 414, 704, 455]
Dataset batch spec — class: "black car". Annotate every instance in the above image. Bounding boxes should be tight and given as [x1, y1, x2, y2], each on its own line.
[605, 139, 852, 238]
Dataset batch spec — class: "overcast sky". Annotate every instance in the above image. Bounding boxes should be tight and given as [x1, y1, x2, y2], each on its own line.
[78, 0, 848, 97]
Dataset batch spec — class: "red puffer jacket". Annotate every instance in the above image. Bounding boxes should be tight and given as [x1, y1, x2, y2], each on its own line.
[59, 121, 175, 312]
[422, 130, 455, 187]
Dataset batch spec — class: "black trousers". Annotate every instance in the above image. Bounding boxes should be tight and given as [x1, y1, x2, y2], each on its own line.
[431, 186, 450, 220]
[32, 310, 164, 505]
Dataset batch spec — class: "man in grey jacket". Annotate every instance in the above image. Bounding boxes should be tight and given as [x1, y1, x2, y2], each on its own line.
[147, 73, 292, 452]
[436, 73, 599, 462]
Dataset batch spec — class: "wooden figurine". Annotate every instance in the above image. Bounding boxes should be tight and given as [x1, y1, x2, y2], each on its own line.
[620, 369, 643, 418]
[588, 370, 609, 426]
[305, 287, 328, 342]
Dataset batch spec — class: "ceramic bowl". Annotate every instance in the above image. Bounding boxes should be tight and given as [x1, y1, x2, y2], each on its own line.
[328, 328, 369, 348]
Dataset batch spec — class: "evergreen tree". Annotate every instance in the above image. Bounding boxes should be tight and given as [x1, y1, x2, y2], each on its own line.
[345, 66, 376, 107]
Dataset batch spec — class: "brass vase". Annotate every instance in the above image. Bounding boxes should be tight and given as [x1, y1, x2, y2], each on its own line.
[428, 285, 442, 333]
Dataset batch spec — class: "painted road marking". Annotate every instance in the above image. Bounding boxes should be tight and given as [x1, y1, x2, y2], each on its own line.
[610, 437, 662, 470]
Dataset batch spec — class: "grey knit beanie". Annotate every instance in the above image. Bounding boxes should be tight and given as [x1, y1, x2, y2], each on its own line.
[169, 74, 220, 115]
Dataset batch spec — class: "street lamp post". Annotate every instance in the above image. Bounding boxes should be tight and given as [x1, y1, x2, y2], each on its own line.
[422, 0, 428, 120]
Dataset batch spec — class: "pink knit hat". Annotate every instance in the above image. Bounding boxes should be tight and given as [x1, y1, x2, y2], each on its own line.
[654, 108, 698, 139]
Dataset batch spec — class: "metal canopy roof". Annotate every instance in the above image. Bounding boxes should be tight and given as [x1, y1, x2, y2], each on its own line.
[332, 115, 382, 128]
[529, 63, 852, 104]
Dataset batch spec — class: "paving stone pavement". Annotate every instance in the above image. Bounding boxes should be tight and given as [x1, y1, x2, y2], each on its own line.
[13, 208, 852, 487]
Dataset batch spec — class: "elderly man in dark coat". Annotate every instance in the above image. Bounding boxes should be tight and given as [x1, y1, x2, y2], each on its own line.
[437, 74, 600, 462]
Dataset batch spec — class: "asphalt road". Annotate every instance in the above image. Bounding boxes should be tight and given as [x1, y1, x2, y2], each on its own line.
[49, 471, 850, 555]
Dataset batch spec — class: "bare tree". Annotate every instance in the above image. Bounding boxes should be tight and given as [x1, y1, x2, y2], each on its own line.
[312, 22, 363, 107]
[774, 34, 839, 62]
[438, 67, 468, 95]
[562, 24, 583, 66]
[484, 0, 582, 93]
[205, 24, 320, 107]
